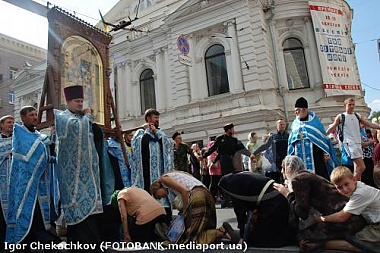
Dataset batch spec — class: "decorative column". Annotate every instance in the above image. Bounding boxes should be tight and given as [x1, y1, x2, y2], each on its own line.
[116, 61, 127, 119]
[164, 48, 172, 109]
[131, 80, 140, 116]
[124, 60, 133, 117]
[227, 20, 244, 93]
[188, 34, 200, 101]
[154, 49, 166, 111]
[305, 17, 320, 85]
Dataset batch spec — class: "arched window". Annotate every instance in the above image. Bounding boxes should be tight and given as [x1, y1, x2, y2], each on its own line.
[205, 44, 229, 96]
[283, 38, 310, 90]
[134, 0, 155, 14]
[140, 69, 156, 114]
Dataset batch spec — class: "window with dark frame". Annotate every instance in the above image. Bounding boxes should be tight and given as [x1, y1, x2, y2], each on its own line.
[205, 44, 230, 96]
[8, 90, 15, 104]
[9, 67, 18, 80]
[283, 38, 310, 90]
[140, 69, 156, 114]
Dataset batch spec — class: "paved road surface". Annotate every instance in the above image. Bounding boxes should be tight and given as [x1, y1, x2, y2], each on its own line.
[107, 204, 351, 252]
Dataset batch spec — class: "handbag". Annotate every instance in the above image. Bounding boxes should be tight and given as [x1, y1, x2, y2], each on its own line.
[261, 154, 272, 171]
[245, 179, 274, 235]
[166, 212, 186, 243]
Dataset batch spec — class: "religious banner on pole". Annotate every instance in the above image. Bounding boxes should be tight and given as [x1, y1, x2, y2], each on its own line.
[309, 1, 361, 96]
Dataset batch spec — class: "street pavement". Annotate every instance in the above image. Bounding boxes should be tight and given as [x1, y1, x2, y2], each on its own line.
[214, 206, 351, 253]
[214, 204, 238, 230]
[107, 204, 348, 253]
[214, 205, 300, 253]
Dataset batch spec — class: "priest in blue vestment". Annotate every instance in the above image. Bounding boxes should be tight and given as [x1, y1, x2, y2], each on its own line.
[131, 108, 173, 222]
[6, 106, 60, 245]
[107, 135, 132, 189]
[288, 97, 337, 179]
[0, 115, 14, 248]
[54, 85, 103, 245]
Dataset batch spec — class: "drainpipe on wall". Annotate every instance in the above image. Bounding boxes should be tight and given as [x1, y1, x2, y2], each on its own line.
[266, 0, 289, 123]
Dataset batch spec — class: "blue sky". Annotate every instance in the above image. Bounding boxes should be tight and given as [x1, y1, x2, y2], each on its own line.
[0, 0, 118, 48]
[345, 0, 380, 114]
[0, 0, 379, 113]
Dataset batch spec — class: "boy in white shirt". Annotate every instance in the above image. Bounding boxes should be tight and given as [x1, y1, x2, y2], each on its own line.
[316, 166, 380, 246]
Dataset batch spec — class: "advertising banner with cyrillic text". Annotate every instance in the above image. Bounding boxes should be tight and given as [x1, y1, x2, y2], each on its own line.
[309, 1, 361, 96]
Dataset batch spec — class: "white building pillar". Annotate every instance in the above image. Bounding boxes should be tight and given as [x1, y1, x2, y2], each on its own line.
[164, 48, 172, 110]
[116, 62, 127, 119]
[124, 60, 133, 117]
[305, 17, 320, 85]
[154, 48, 166, 111]
[131, 80, 140, 116]
[187, 34, 201, 101]
[227, 21, 244, 93]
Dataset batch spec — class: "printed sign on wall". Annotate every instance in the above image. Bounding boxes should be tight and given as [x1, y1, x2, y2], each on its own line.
[309, 1, 361, 96]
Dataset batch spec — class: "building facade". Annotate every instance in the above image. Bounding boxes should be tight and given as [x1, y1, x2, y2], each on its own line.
[106, 0, 370, 145]
[10, 0, 371, 146]
[12, 61, 47, 122]
[0, 33, 46, 117]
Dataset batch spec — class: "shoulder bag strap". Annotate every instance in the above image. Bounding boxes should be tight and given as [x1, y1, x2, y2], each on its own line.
[220, 179, 277, 203]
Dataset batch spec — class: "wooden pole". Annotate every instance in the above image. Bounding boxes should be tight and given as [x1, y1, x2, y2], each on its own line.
[106, 80, 130, 167]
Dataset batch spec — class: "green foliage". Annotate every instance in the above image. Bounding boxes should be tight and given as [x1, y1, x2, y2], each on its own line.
[370, 111, 380, 120]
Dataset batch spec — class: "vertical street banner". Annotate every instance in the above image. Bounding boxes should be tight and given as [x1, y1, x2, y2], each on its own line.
[309, 1, 361, 96]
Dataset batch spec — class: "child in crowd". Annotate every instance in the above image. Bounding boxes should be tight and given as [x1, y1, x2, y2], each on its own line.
[316, 166, 380, 248]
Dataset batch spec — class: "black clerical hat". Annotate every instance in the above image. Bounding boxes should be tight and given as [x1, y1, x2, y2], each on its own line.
[295, 97, 308, 109]
[64, 85, 84, 101]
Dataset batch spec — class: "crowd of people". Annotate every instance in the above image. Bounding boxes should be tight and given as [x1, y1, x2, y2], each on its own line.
[1, 87, 380, 252]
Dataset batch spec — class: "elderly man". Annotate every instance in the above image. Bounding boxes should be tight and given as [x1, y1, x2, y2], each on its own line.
[253, 119, 289, 182]
[254, 119, 289, 170]
[6, 106, 61, 246]
[288, 97, 337, 180]
[0, 115, 14, 247]
[54, 85, 104, 245]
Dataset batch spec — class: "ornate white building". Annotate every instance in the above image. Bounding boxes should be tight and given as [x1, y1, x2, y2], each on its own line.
[105, 0, 370, 144]
[11, 0, 371, 145]
[0, 33, 46, 117]
[12, 61, 46, 122]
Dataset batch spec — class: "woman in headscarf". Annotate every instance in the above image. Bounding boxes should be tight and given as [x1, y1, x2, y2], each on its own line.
[274, 155, 366, 252]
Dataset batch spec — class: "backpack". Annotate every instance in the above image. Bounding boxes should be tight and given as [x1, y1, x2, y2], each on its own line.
[337, 112, 360, 142]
